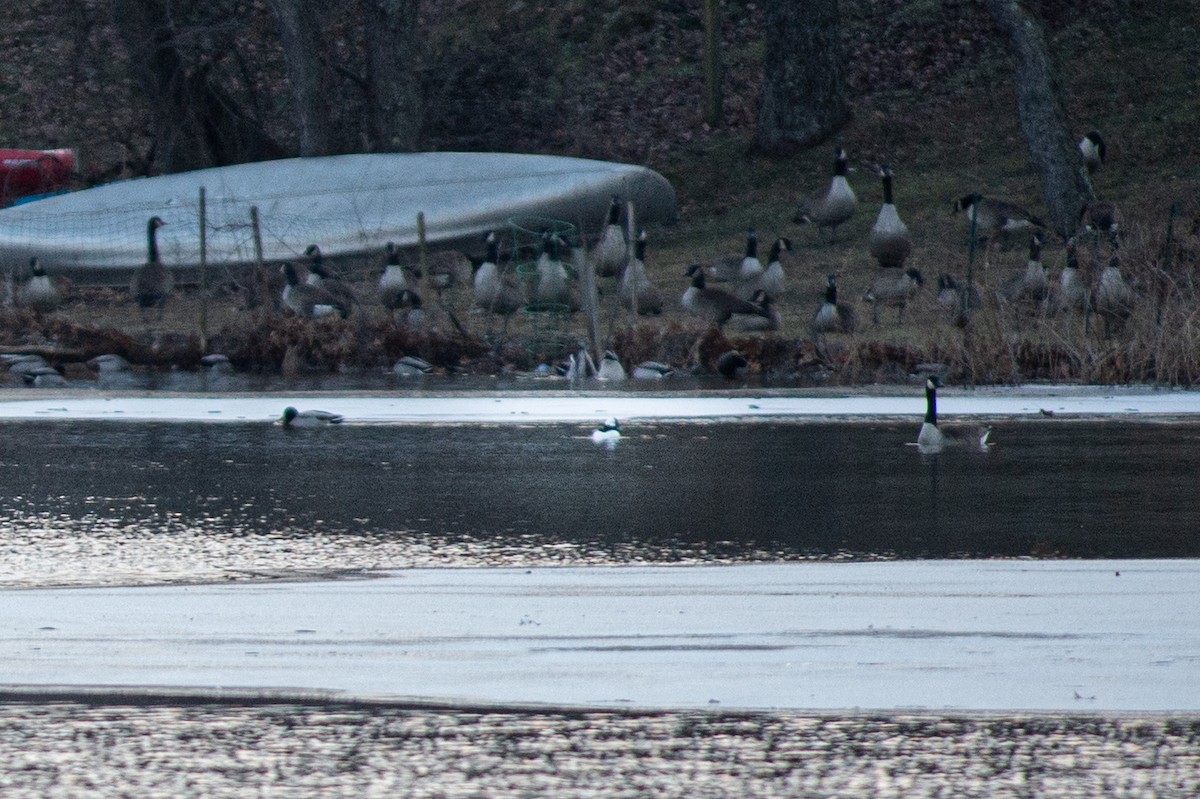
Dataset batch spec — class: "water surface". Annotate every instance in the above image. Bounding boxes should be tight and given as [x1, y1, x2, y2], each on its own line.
[1, 419, 1195, 586]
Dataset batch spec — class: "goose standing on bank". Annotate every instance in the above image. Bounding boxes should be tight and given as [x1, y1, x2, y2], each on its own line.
[739, 236, 792, 300]
[916, 377, 992, 453]
[589, 195, 628, 278]
[794, 147, 857, 242]
[533, 232, 578, 310]
[281, 262, 343, 319]
[954, 194, 1046, 244]
[810, 274, 858, 335]
[472, 231, 522, 321]
[1092, 238, 1133, 338]
[868, 165, 912, 269]
[681, 264, 771, 329]
[130, 216, 172, 320]
[618, 229, 663, 315]
[1079, 131, 1106, 175]
[17, 257, 62, 315]
[729, 289, 781, 332]
[864, 267, 924, 325]
[996, 234, 1049, 310]
[708, 228, 763, 284]
[936, 273, 983, 324]
[379, 241, 421, 312]
[1058, 239, 1091, 320]
[304, 244, 356, 316]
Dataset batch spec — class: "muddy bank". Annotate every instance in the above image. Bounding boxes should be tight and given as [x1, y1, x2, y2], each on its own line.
[0, 699, 1195, 798]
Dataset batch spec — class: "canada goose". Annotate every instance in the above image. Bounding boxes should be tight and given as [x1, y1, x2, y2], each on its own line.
[1079, 131, 1106, 175]
[729, 289, 781, 332]
[868, 165, 912, 269]
[1092, 244, 1133, 337]
[392, 289, 426, 326]
[618, 229, 663, 314]
[472, 231, 522, 318]
[954, 194, 1046, 243]
[794, 147, 857, 241]
[379, 241, 422, 310]
[738, 236, 792, 299]
[279, 406, 343, 427]
[17, 257, 62, 314]
[916, 377, 992, 453]
[304, 245, 357, 315]
[681, 264, 770, 328]
[631, 360, 675, 380]
[936, 273, 983, 325]
[810, 274, 858, 335]
[280, 262, 344, 319]
[393, 355, 434, 376]
[708, 228, 763, 283]
[1080, 200, 1119, 235]
[130, 216, 172, 318]
[996, 234, 1049, 309]
[589, 195, 628, 278]
[863, 267, 924, 325]
[87, 353, 132, 374]
[716, 349, 749, 379]
[1058, 240, 1091, 318]
[533, 232, 578, 310]
[596, 350, 627, 381]
[591, 417, 622, 446]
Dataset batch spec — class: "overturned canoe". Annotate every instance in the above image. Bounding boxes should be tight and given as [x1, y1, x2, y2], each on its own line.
[0, 152, 678, 285]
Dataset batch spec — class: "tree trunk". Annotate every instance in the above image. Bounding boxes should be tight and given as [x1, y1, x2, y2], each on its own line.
[981, 0, 1094, 239]
[363, 0, 423, 152]
[756, 0, 849, 153]
[111, 0, 283, 172]
[269, 0, 335, 156]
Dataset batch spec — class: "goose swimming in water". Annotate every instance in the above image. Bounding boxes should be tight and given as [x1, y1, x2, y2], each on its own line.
[916, 377, 992, 453]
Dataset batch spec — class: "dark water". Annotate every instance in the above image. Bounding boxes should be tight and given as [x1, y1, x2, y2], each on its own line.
[2, 419, 1197, 562]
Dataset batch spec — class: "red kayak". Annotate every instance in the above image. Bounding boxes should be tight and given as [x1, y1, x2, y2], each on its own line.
[0, 148, 75, 206]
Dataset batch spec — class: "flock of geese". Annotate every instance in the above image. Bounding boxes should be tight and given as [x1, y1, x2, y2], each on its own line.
[11, 132, 1124, 383]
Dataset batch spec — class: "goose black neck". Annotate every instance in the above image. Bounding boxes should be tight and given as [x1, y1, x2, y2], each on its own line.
[485, 238, 499, 264]
[924, 383, 938, 426]
[635, 237, 647, 260]
[607, 199, 621, 225]
[691, 269, 706, 289]
[834, 152, 848, 177]
[824, 282, 837, 304]
[881, 173, 894, 204]
[769, 238, 785, 261]
[146, 219, 161, 264]
[1028, 236, 1042, 261]
[745, 233, 757, 258]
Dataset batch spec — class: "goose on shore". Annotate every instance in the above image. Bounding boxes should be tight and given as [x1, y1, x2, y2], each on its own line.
[916, 377, 992, 453]
[472, 231, 522, 319]
[130, 216, 172, 318]
[304, 244, 357, 316]
[281, 262, 344, 319]
[533, 232, 578, 310]
[794, 147, 857, 242]
[868, 165, 912, 269]
[1092, 243, 1133, 338]
[379, 241, 422, 311]
[17, 257, 62, 314]
[738, 236, 792, 300]
[1079, 131, 1106, 175]
[864, 267, 924, 325]
[618, 230, 663, 315]
[589, 195, 628, 278]
[996, 234, 1049, 310]
[810, 274, 858, 335]
[708, 228, 763, 284]
[681, 264, 771, 329]
[954, 194, 1046, 243]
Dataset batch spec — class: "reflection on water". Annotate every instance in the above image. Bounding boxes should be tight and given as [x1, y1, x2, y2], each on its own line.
[1, 419, 1197, 585]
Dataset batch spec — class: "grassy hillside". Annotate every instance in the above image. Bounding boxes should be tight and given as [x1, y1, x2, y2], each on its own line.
[0, 0, 1198, 385]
